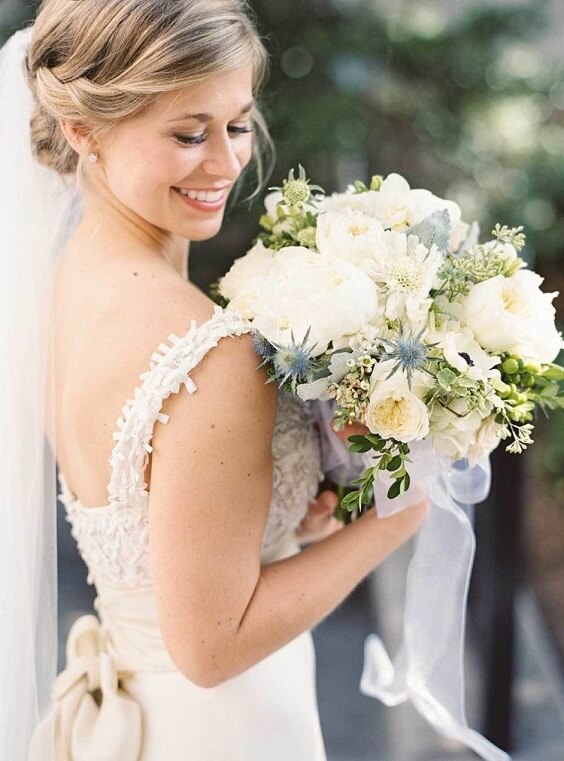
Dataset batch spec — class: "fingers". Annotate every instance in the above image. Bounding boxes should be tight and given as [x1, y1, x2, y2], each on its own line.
[296, 490, 343, 544]
[332, 421, 371, 443]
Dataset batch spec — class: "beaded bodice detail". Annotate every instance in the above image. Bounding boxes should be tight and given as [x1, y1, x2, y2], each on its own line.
[58, 306, 324, 588]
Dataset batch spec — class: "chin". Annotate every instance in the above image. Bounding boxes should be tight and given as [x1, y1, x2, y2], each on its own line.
[182, 215, 225, 241]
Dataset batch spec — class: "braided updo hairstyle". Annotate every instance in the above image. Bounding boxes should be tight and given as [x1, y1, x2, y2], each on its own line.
[25, 0, 273, 193]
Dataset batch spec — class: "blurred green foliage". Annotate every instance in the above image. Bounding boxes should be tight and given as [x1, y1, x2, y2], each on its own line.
[2, 0, 563, 496]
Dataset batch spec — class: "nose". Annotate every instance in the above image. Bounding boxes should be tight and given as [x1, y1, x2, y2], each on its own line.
[200, 132, 245, 182]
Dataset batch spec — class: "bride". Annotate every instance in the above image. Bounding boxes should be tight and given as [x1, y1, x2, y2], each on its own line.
[0, 1, 428, 759]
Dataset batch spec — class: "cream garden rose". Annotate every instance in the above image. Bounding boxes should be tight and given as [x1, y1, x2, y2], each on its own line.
[365, 361, 430, 442]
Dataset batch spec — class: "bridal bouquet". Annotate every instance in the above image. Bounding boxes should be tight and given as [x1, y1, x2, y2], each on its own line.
[213, 167, 564, 511]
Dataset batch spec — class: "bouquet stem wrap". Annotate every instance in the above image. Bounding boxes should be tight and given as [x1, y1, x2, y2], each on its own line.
[309, 400, 511, 761]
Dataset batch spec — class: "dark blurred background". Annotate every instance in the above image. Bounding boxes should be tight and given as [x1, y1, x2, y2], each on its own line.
[2, 1, 563, 758]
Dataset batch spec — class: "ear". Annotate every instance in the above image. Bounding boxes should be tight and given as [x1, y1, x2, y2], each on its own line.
[58, 118, 96, 156]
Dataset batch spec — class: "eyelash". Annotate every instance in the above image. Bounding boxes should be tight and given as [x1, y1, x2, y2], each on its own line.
[175, 125, 254, 146]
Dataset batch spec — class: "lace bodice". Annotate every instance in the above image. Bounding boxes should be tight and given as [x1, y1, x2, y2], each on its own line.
[58, 306, 324, 587]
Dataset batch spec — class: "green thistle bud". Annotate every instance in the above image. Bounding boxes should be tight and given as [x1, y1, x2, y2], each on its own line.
[296, 226, 317, 248]
[283, 178, 310, 205]
[370, 175, 383, 191]
[502, 358, 520, 375]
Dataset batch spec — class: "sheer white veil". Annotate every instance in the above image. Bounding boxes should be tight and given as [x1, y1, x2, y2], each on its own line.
[0, 24, 84, 759]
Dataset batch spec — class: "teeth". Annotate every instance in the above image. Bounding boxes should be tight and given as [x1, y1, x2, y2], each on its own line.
[176, 188, 224, 202]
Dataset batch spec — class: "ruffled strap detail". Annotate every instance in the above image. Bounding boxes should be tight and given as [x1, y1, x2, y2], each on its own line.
[106, 305, 253, 507]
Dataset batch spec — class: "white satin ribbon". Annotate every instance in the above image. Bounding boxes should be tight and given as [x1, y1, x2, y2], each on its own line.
[27, 614, 143, 761]
[308, 400, 511, 761]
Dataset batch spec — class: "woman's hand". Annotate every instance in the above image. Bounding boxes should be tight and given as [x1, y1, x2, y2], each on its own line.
[295, 489, 344, 546]
[331, 420, 371, 443]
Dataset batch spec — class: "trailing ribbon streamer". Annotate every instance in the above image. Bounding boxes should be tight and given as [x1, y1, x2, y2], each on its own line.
[308, 399, 511, 761]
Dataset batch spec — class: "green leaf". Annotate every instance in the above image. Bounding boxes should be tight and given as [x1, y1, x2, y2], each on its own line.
[387, 455, 403, 472]
[540, 364, 564, 381]
[387, 480, 402, 499]
[437, 368, 457, 389]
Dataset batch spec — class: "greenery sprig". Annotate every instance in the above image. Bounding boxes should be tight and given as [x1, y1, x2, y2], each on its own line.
[339, 435, 412, 511]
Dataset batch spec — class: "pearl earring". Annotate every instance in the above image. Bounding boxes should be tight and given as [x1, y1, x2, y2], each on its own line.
[88, 152, 99, 163]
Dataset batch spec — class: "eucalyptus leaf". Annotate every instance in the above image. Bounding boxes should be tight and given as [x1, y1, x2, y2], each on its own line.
[406, 209, 452, 253]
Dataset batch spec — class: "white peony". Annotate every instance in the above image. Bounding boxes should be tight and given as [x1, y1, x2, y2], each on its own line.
[219, 241, 276, 309]
[315, 208, 387, 271]
[228, 246, 381, 357]
[461, 270, 563, 363]
[365, 361, 430, 442]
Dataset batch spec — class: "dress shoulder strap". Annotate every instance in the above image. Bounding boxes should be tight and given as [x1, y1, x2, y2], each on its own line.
[106, 305, 253, 506]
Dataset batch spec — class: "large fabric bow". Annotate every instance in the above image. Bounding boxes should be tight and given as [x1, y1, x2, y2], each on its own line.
[28, 613, 143, 761]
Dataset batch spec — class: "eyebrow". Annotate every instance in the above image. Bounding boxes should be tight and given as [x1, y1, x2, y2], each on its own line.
[166, 99, 255, 123]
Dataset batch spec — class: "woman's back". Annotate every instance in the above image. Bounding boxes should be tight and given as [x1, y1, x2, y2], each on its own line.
[51, 238, 216, 508]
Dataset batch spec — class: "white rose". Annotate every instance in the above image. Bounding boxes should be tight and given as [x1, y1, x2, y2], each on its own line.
[365, 361, 430, 442]
[461, 270, 563, 363]
[231, 246, 381, 358]
[315, 208, 387, 270]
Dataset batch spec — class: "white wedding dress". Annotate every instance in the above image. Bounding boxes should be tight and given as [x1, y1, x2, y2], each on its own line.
[28, 304, 328, 761]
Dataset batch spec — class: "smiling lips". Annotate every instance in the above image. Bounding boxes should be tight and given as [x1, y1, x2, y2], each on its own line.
[172, 185, 229, 211]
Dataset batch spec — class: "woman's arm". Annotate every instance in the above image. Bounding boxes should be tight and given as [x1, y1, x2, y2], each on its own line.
[148, 332, 428, 688]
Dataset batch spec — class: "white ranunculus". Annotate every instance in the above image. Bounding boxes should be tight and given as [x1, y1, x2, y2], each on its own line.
[365, 361, 430, 442]
[315, 208, 387, 271]
[228, 246, 381, 358]
[461, 270, 563, 363]
[352, 173, 462, 232]
[316, 174, 461, 233]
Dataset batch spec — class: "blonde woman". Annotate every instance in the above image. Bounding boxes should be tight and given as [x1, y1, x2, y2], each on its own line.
[0, 1, 428, 759]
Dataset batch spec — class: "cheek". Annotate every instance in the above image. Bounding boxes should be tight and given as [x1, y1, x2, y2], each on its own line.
[104, 135, 197, 205]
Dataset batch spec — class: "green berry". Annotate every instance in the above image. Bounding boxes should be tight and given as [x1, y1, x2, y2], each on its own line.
[523, 359, 541, 375]
[502, 358, 519, 375]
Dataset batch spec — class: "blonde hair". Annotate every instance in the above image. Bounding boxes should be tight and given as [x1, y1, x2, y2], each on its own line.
[25, 0, 274, 197]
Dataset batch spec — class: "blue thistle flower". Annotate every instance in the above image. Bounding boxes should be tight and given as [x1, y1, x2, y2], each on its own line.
[251, 331, 277, 363]
[378, 323, 439, 388]
[269, 326, 319, 392]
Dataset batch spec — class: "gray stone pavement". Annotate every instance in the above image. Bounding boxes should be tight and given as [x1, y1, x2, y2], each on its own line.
[58, 503, 564, 760]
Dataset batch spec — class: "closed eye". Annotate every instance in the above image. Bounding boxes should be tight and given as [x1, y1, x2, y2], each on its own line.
[175, 125, 254, 146]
